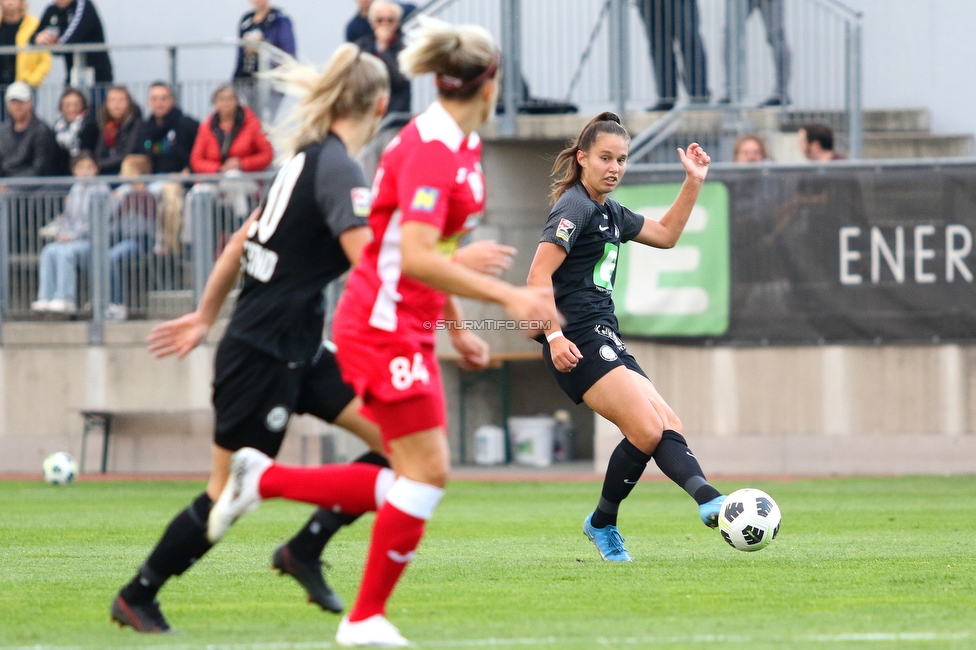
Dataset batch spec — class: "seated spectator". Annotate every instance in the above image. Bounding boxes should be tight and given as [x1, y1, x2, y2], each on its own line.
[733, 134, 770, 163]
[233, 0, 295, 119]
[799, 123, 845, 161]
[32, 151, 108, 314]
[94, 85, 141, 175]
[30, 0, 112, 84]
[345, 0, 416, 43]
[133, 82, 199, 174]
[355, 0, 410, 115]
[52, 86, 99, 175]
[0, 81, 56, 177]
[190, 84, 273, 174]
[0, 0, 52, 122]
[106, 153, 156, 321]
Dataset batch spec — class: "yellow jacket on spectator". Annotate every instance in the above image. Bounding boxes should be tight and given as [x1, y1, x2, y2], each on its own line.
[1, 12, 51, 88]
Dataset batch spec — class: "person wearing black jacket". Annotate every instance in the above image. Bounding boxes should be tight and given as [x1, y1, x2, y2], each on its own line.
[94, 84, 141, 175]
[133, 82, 199, 174]
[30, 0, 112, 84]
[354, 0, 410, 115]
[0, 81, 56, 177]
[52, 86, 99, 175]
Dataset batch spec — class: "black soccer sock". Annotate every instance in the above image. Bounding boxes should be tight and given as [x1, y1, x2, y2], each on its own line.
[285, 450, 390, 560]
[590, 438, 651, 529]
[652, 429, 722, 505]
[119, 492, 214, 605]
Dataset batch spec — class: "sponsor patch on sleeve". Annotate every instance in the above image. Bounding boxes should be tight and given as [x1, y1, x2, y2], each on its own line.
[555, 218, 576, 242]
[350, 187, 371, 217]
[410, 187, 440, 212]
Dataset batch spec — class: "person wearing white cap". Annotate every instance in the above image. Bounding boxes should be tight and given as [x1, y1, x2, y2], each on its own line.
[0, 80, 57, 177]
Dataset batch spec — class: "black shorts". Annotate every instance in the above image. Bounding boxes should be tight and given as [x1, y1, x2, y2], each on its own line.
[212, 335, 357, 456]
[542, 324, 647, 404]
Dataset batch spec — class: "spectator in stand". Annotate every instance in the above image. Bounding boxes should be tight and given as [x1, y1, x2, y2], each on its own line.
[94, 84, 141, 175]
[32, 151, 108, 314]
[52, 86, 99, 175]
[30, 0, 112, 85]
[233, 0, 295, 118]
[105, 153, 156, 321]
[0, 0, 51, 121]
[133, 82, 199, 174]
[799, 123, 845, 161]
[190, 84, 273, 174]
[635, 0, 709, 111]
[355, 0, 410, 115]
[0, 81, 56, 177]
[732, 133, 770, 163]
[345, 0, 416, 44]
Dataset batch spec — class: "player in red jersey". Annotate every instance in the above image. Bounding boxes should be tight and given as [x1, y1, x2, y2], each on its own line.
[208, 18, 559, 647]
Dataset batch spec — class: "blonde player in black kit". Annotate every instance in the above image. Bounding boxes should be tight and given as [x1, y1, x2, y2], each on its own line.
[527, 112, 725, 562]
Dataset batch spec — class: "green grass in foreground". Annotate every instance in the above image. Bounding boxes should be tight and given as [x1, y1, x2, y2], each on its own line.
[0, 476, 974, 649]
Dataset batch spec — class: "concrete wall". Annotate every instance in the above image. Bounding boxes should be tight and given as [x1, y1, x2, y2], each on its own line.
[595, 342, 976, 476]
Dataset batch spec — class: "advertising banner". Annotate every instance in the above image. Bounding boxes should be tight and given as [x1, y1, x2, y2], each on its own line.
[618, 162, 976, 343]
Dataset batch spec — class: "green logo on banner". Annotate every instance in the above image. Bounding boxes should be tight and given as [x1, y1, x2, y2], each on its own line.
[610, 182, 730, 337]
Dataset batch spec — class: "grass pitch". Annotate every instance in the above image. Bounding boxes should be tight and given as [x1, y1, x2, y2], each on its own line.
[1, 476, 974, 649]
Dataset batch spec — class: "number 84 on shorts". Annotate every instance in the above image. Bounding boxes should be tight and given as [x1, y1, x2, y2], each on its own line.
[390, 353, 430, 391]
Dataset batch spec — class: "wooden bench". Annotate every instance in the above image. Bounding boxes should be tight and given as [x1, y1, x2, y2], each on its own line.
[78, 407, 212, 474]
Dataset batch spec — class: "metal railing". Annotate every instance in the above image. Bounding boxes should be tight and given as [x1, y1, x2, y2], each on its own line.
[0, 172, 275, 343]
[0, 40, 288, 127]
[407, 0, 862, 157]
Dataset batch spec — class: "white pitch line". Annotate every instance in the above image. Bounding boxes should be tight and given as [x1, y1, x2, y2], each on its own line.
[4, 631, 972, 650]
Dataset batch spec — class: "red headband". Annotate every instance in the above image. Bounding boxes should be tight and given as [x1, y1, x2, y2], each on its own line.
[436, 51, 501, 92]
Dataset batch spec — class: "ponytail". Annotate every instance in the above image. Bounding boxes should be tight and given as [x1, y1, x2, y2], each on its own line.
[549, 111, 630, 205]
[399, 16, 499, 101]
[268, 44, 390, 155]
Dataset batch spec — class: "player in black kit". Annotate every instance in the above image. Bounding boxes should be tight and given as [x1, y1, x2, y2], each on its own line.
[109, 45, 394, 633]
[527, 112, 725, 562]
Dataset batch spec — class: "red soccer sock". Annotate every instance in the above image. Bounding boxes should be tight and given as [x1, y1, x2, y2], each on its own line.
[258, 463, 390, 515]
[348, 478, 444, 622]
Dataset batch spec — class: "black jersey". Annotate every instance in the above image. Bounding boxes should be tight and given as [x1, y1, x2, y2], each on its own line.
[540, 182, 645, 334]
[225, 134, 371, 362]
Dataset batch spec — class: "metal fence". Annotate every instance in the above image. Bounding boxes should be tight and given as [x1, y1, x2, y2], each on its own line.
[0, 40, 287, 129]
[0, 172, 275, 340]
[409, 0, 862, 157]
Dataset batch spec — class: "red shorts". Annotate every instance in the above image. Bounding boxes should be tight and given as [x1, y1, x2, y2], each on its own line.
[333, 330, 446, 445]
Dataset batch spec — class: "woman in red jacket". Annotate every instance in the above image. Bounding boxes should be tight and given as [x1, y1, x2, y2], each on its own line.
[190, 83, 274, 173]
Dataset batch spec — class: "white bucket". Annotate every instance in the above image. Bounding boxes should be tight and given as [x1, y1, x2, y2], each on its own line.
[473, 425, 506, 466]
[508, 416, 555, 467]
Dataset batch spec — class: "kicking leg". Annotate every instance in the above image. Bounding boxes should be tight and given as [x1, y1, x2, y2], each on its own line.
[627, 370, 724, 526]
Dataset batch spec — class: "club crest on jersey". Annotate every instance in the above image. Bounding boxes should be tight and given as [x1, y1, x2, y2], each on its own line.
[556, 218, 576, 242]
[265, 406, 289, 432]
[351, 187, 371, 217]
[411, 187, 440, 212]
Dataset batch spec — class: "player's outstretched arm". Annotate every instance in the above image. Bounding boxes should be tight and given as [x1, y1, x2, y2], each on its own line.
[400, 221, 559, 334]
[632, 142, 711, 249]
[453, 240, 516, 277]
[146, 208, 260, 359]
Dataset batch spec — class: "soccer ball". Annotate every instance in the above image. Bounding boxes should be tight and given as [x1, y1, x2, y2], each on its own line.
[718, 488, 781, 552]
[43, 452, 78, 485]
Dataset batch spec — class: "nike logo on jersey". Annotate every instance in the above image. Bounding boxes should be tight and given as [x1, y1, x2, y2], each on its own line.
[686, 450, 696, 459]
[387, 550, 416, 564]
[599, 225, 609, 231]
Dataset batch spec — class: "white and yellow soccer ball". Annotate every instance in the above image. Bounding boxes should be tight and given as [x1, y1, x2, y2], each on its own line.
[43, 452, 78, 485]
[718, 488, 781, 552]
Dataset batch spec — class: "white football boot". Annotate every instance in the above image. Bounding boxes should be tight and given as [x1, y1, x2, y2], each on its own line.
[336, 614, 411, 647]
[207, 447, 272, 542]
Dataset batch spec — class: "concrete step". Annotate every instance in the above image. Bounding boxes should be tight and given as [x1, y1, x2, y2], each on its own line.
[779, 108, 932, 133]
[859, 131, 975, 159]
